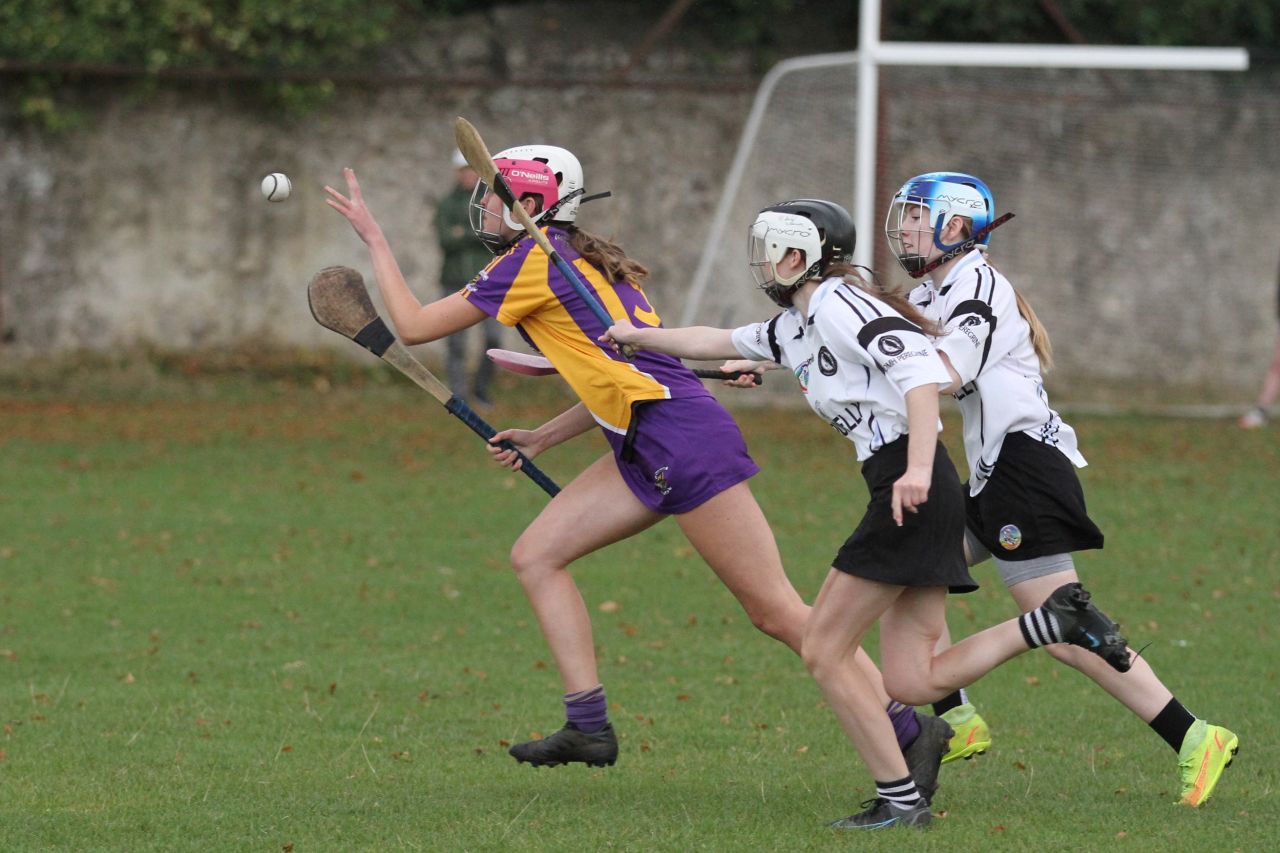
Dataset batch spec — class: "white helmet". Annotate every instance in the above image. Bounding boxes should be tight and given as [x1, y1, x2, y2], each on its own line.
[493, 144, 585, 226]
[469, 144, 589, 252]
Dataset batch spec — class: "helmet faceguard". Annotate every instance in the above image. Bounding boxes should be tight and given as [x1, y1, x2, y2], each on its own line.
[468, 144, 588, 254]
[748, 199, 856, 308]
[885, 173, 994, 277]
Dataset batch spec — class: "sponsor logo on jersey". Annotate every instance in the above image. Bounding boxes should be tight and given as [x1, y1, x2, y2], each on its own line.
[878, 335, 905, 356]
[879, 346, 931, 371]
[998, 524, 1022, 550]
[653, 466, 672, 496]
[463, 268, 489, 294]
[957, 316, 983, 346]
[817, 346, 837, 376]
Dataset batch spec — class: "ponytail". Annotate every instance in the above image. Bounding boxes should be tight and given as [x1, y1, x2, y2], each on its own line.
[1013, 288, 1053, 372]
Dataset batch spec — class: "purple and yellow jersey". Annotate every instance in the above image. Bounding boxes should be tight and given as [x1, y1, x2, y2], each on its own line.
[462, 227, 709, 433]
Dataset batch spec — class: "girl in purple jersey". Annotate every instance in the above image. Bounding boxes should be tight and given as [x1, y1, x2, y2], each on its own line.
[323, 148, 940, 779]
[605, 198, 1132, 830]
[886, 171, 1238, 807]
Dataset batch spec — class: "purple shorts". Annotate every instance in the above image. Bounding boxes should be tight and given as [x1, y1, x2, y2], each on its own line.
[603, 396, 760, 514]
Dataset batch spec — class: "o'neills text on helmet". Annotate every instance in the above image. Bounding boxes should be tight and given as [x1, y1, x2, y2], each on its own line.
[507, 169, 552, 183]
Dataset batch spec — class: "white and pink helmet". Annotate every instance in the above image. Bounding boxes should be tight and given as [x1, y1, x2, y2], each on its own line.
[469, 144, 586, 252]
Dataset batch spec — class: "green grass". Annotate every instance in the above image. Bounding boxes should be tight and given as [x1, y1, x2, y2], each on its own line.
[1, 364, 1276, 851]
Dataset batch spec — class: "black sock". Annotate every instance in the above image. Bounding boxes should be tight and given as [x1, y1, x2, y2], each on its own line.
[1149, 698, 1197, 753]
[932, 689, 966, 716]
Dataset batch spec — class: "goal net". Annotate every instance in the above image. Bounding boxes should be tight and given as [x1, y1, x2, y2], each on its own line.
[682, 56, 1280, 409]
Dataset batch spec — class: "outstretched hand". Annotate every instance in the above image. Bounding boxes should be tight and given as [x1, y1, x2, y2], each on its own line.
[324, 167, 385, 247]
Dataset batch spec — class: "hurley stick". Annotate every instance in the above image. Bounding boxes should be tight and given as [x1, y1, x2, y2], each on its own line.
[307, 265, 561, 497]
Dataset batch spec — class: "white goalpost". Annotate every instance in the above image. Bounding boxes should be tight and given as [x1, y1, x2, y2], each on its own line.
[679, 1, 1269, 408]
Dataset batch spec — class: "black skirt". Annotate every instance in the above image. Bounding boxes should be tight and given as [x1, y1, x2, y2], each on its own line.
[833, 436, 976, 593]
[966, 431, 1105, 561]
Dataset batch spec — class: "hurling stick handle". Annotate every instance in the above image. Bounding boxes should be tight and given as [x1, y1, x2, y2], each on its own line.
[692, 369, 763, 385]
[381, 343, 562, 497]
[453, 116, 637, 361]
[441, 396, 562, 498]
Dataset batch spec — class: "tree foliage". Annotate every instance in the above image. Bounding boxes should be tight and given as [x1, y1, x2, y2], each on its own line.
[2, 0, 1273, 128]
[0, 0, 410, 125]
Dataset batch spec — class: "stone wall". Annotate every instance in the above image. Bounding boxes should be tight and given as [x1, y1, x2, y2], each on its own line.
[2, 6, 1278, 404]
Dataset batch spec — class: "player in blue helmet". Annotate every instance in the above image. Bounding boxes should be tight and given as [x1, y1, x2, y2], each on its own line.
[885, 172, 998, 277]
[889, 169, 1239, 806]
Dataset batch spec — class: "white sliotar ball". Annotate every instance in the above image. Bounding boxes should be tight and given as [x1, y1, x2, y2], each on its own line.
[261, 172, 291, 202]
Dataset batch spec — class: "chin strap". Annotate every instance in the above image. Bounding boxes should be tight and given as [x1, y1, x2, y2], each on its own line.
[542, 188, 612, 223]
[908, 212, 1016, 279]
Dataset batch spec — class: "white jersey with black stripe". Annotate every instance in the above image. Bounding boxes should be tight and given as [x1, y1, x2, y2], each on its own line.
[908, 250, 1085, 495]
[731, 277, 952, 461]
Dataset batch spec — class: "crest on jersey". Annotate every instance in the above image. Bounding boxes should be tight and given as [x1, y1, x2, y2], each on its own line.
[998, 524, 1022, 550]
[653, 466, 673, 496]
[818, 346, 837, 376]
[878, 335, 905, 357]
[795, 356, 813, 392]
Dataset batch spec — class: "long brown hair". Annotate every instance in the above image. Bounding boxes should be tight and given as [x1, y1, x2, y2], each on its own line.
[1013, 288, 1053, 372]
[564, 225, 649, 286]
[824, 262, 944, 337]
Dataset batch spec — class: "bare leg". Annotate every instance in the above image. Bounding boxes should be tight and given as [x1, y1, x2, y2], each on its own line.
[800, 570, 910, 780]
[510, 453, 662, 692]
[880, 586, 1032, 706]
[1258, 336, 1280, 408]
[676, 481, 891, 706]
[1007, 570, 1171, 721]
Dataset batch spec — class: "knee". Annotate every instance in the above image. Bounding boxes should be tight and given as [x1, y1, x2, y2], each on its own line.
[881, 672, 934, 707]
[744, 601, 801, 651]
[799, 633, 831, 679]
[509, 537, 555, 584]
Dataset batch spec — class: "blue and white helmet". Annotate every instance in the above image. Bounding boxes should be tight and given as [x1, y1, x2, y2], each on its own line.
[885, 172, 995, 276]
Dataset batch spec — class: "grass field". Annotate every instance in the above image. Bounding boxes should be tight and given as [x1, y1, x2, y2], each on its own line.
[1, 359, 1277, 851]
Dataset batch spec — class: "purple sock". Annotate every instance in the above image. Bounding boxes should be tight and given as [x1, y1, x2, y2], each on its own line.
[887, 701, 921, 748]
[564, 685, 608, 733]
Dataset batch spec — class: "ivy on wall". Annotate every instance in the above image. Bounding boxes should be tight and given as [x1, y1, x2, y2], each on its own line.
[2, 0, 1274, 129]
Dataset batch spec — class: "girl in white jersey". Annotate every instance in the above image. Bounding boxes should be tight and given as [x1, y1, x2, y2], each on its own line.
[886, 172, 1239, 807]
[605, 199, 1132, 830]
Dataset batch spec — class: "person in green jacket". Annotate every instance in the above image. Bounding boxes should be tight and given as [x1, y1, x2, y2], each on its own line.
[436, 149, 502, 406]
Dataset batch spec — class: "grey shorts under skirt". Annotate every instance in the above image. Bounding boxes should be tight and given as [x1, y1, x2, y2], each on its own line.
[965, 528, 1077, 587]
